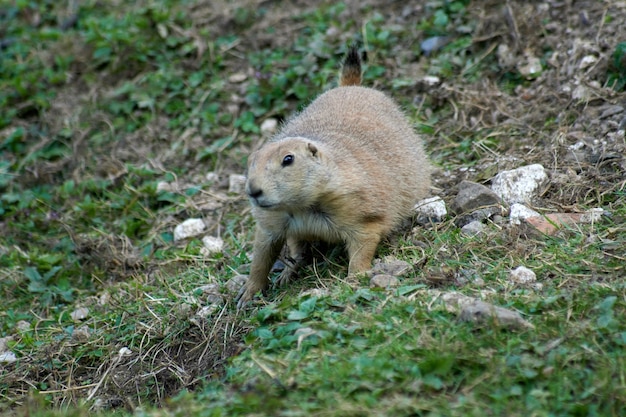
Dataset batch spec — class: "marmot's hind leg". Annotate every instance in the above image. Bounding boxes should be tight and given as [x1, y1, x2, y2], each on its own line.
[346, 230, 382, 276]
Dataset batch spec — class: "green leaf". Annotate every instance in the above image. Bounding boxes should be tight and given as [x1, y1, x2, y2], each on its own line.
[93, 46, 112, 61]
[423, 375, 444, 390]
[595, 295, 617, 312]
[254, 327, 273, 339]
[24, 267, 42, 284]
[396, 284, 426, 296]
[42, 266, 62, 284]
[196, 136, 234, 160]
[256, 306, 277, 322]
[299, 297, 317, 313]
[433, 10, 449, 27]
[287, 310, 309, 321]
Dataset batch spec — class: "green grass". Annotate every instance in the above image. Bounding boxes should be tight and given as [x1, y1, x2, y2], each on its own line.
[1, 0, 625, 416]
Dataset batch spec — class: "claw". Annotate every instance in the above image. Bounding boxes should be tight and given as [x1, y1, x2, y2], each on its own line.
[274, 267, 297, 287]
[235, 285, 248, 310]
[235, 279, 266, 310]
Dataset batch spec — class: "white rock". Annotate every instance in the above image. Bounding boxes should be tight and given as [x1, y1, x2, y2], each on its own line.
[173, 218, 206, 241]
[422, 75, 441, 86]
[509, 266, 536, 284]
[518, 54, 542, 78]
[579, 55, 597, 69]
[228, 174, 247, 194]
[568, 141, 585, 151]
[227, 103, 239, 115]
[201, 236, 224, 255]
[119, 347, 132, 357]
[260, 118, 278, 135]
[300, 288, 331, 298]
[205, 172, 219, 183]
[228, 72, 247, 83]
[195, 305, 216, 318]
[580, 208, 605, 223]
[509, 203, 541, 225]
[414, 196, 447, 221]
[491, 164, 548, 204]
[0, 351, 17, 363]
[0, 336, 12, 352]
[99, 292, 111, 306]
[196, 294, 226, 317]
[497, 43, 516, 68]
[572, 84, 590, 101]
[15, 320, 30, 332]
[70, 307, 89, 321]
[156, 181, 173, 193]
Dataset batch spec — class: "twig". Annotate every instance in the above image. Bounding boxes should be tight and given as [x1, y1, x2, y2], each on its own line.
[39, 383, 98, 394]
[250, 354, 277, 379]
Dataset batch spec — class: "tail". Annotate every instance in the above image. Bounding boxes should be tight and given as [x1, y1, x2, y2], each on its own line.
[339, 44, 362, 86]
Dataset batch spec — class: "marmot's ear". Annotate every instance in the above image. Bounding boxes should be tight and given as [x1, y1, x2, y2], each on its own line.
[307, 143, 318, 156]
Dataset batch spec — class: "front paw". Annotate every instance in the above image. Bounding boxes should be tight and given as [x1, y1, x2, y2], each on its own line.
[235, 279, 265, 309]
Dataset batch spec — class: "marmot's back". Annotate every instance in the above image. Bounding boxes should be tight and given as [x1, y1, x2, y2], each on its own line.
[275, 85, 431, 226]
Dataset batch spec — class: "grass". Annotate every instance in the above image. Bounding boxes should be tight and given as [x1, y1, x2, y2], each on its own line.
[1, 0, 626, 416]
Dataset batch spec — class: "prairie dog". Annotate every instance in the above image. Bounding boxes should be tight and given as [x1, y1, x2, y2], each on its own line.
[236, 46, 431, 308]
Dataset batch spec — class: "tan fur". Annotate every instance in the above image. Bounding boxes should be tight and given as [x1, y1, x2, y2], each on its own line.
[236, 46, 432, 308]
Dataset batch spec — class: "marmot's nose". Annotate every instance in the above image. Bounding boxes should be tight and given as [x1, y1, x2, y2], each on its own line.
[247, 184, 263, 199]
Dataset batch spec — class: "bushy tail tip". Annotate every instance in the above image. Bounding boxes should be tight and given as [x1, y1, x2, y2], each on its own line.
[339, 44, 362, 87]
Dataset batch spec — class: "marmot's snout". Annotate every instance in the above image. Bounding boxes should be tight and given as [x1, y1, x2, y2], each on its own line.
[246, 181, 263, 205]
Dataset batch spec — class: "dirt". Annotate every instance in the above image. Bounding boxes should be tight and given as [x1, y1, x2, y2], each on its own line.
[4, 0, 626, 412]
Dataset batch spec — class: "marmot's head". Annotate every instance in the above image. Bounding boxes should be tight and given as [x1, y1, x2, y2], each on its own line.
[246, 138, 327, 210]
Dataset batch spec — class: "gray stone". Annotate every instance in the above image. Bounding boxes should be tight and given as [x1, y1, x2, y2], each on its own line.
[455, 206, 503, 227]
[370, 274, 401, 289]
[452, 181, 502, 215]
[442, 292, 534, 330]
[194, 283, 220, 295]
[461, 221, 487, 236]
[459, 300, 534, 330]
[421, 36, 451, 55]
[224, 274, 248, 296]
[599, 104, 624, 119]
[370, 258, 413, 277]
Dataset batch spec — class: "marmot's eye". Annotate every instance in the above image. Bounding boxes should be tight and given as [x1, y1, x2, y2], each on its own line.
[282, 154, 294, 167]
